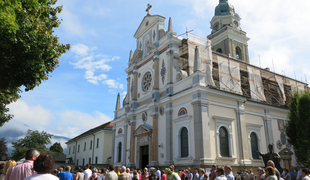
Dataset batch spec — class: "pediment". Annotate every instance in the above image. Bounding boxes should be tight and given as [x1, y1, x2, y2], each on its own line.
[278, 148, 294, 156]
[134, 15, 165, 39]
[133, 124, 153, 136]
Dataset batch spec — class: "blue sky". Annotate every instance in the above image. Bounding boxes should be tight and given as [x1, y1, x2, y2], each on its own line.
[1, 0, 310, 154]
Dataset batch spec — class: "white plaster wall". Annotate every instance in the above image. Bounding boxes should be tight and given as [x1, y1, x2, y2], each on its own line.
[173, 76, 192, 93]
[208, 104, 238, 164]
[103, 131, 113, 164]
[75, 135, 95, 166]
[172, 99, 194, 164]
[114, 134, 124, 166]
[66, 142, 75, 163]
[93, 132, 105, 164]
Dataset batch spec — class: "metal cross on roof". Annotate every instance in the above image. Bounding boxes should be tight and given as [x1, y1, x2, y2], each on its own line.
[146, 4, 152, 15]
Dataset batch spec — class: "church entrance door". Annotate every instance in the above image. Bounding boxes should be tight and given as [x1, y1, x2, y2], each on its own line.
[283, 159, 290, 170]
[140, 145, 149, 168]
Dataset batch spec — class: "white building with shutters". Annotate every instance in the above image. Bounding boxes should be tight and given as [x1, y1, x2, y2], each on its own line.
[66, 122, 113, 167]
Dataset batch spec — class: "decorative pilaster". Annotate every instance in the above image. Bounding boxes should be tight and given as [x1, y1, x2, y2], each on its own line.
[111, 125, 116, 164]
[150, 112, 159, 166]
[153, 56, 159, 90]
[152, 55, 160, 101]
[191, 92, 213, 164]
[128, 120, 136, 167]
[128, 116, 136, 167]
[122, 120, 128, 166]
[127, 77, 131, 103]
[164, 103, 174, 165]
[130, 67, 138, 110]
[133, 67, 138, 101]
[236, 100, 248, 164]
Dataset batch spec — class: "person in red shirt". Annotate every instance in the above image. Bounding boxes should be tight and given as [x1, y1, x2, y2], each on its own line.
[161, 170, 167, 180]
[179, 169, 186, 180]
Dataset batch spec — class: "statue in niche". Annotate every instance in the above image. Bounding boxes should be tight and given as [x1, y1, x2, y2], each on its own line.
[258, 144, 283, 173]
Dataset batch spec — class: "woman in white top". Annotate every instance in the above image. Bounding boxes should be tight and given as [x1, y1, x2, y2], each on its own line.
[74, 167, 84, 180]
[214, 168, 227, 180]
[265, 167, 277, 180]
[100, 168, 107, 180]
[24, 154, 59, 180]
[301, 169, 310, 180]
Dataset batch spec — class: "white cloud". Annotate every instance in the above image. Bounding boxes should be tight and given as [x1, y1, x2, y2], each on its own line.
[59, 110, 111, 137]
[7, 100, 52, 130]
[85, 71, 107, 84]
[103, 79, 124, 89]
[71, 43, 90, 56]
[70, 43, 124, 87]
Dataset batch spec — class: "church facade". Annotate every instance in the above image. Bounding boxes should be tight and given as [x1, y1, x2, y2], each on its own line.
[111, 1, 305, 170]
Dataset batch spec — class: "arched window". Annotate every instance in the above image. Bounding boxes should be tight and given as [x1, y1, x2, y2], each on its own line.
[216, 48, 222, 53]
[250, 132, 259, 159]
[180, 127, 189, 157]
[236, 47, 242, 60]
[118, 142, 122, 163]
[219, 127, 230, 157]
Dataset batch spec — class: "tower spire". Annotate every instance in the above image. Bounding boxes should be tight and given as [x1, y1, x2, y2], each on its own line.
[129, 50, 132, 62]
[115, 93, 120, 111]
[168, 17, 173, 32]
[194, 46, 201, 72]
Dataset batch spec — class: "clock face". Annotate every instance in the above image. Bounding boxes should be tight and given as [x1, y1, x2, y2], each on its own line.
[234, 20, 239, 27]
[213, 22, 219, 30]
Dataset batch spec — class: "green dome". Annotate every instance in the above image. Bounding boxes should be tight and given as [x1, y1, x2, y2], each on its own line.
[215, 0, 235, 16]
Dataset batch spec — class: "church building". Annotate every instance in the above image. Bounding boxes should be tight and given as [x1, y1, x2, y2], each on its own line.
[111, 1, 305, 170]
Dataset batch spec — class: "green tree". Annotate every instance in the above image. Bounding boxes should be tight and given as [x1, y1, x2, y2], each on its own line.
[0, 0, 70, 127]
[50, 142, 64, 154]
[286, 90, 310, 166]
[11, 129, 52, 160]
[0, 138, 8, 159]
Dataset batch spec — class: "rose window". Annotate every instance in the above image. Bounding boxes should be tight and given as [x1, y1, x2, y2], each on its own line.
[142, 72, 152, 92]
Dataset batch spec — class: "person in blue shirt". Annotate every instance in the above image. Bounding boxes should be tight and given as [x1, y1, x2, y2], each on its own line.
[224, 165, 234, 180]
[57, 166, 73, 180]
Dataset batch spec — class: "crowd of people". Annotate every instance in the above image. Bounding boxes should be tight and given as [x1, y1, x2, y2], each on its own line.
[1, 148, 310, 180]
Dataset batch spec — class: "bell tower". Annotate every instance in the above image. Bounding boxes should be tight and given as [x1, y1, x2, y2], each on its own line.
[207, 0, 250, 63]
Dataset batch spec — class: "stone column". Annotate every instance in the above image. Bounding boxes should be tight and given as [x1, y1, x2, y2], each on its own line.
[122, 121, 128, 166]
[236, 101, 246, 163]
[152, 56, 160, 101]
[166, 50, 174, 84]
[191, 93, 212, 164]
[111, 125, 116, 164]
[127, 77, 131, 103]
[150, 113, 159, 166]
[153, 56, 159, 90]
[129, 122, 136, 167]
[164, 103, 173, 165]
[133, 67, 138, 101]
